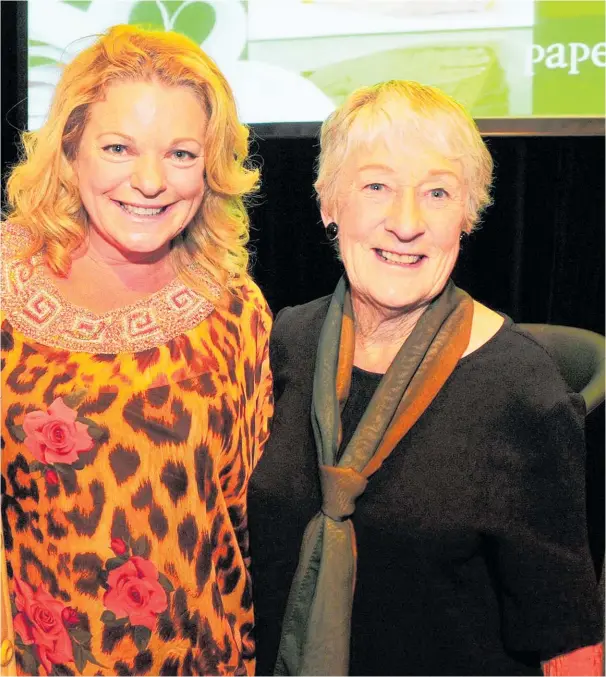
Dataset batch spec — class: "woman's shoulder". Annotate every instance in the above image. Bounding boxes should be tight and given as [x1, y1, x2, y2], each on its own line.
[463, 300, 504, 357]
[0, 223, 39, 324]
[503, 320, 587, 394]
[1, 221, 36, 261]
[461, 307, 581, 410]
[476, 313, 567, 369]
[464, 299, 562, 368]
[272, 295, 332, 338]
[268, 295, 331, 375]
[222, 276, 273, 336]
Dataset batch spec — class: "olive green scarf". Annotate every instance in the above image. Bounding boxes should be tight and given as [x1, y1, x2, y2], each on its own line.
[274, 276, 474, 676]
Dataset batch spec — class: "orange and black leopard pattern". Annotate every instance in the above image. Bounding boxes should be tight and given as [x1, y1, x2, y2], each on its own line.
[1, 224, 273, 676]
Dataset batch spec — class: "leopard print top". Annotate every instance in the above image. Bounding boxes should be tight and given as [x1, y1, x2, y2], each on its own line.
[1, 223, 273, 676]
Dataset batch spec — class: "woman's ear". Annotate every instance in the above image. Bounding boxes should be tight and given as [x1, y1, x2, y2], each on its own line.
[320, 208, 336, 228]
[62, 151, 78, 187]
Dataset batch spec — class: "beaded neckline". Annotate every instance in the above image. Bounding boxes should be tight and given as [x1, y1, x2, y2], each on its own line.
[1, 223, 215, 354]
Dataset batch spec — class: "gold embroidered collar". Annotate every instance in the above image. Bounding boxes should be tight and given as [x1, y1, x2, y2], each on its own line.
[1, 224, 214, 354]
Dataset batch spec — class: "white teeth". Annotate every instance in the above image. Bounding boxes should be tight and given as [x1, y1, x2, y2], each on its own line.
[379, 250, 421, 264]
[120, 204, 165, 216]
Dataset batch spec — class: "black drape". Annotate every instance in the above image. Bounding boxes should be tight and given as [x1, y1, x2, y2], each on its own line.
[248, 136, 604, 334]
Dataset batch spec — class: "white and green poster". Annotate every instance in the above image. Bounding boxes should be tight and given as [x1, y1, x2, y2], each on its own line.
[28, 0, 606, 129]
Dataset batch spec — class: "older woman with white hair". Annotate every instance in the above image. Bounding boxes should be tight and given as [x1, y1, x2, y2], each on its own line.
[247, 81, 603, 676]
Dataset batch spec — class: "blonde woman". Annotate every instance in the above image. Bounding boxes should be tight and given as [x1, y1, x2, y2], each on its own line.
[1, 25, 272, 676]
[248, 81, 603, 676]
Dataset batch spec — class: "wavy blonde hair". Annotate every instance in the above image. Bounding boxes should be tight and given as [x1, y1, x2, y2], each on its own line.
[5, 24, 259, 300]
[315, 80, 493, 233]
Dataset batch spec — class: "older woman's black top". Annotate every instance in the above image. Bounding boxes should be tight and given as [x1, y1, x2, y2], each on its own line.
[247, 295, 602, 677]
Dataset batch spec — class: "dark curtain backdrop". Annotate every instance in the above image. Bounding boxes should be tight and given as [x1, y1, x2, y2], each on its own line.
[248, 136, 604, 333]
[1, 1, 603, 575]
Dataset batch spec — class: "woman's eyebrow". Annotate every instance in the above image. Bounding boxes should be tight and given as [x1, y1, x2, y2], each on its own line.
[356, 163, 395, 173]
[96, 133, 201, 146]
[423, 170, 461, 181]
[96, 131, 136, 141]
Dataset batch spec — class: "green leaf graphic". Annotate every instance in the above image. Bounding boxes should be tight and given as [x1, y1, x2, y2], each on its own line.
[62, 388, 88, 409]
[21, 648, 38, 675]
[76, 416, 97, 428]
[70, 628, 92, 644]
[100, 610, 116, 623]
[131, 535, 148, 557]
[84, 649, 107, 668]
[53, 464, 77, 487]
[73, 641, 86, 673]
[129, 1, 166, 30]
[62, 0, 94, 10]
[105, 556, 128, 571]
[100, 610, 128, 627]
[70, 457, 86, 471]
[133, 625, 152, 652]
[163, 0, 187, 20]
[104, 617, 128, 628]
[173, 2, 216, 44]
[88, 426, 106, 441]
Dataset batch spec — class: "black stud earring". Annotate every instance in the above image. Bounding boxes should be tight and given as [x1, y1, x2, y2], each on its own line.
[325, 222, 339, 241]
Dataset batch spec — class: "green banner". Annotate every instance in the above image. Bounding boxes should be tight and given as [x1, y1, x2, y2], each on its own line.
[532, 0, 605, 115]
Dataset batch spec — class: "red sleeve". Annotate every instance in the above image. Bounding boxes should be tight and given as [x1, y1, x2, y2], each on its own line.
[543, 643, 604, 676]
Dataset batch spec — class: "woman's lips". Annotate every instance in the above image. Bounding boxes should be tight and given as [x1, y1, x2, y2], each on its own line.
[375, 248, 424, 265]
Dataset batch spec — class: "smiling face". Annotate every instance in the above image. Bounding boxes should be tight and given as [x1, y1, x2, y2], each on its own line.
[325, 139, 467, 317]
[74, 80, 207, 261]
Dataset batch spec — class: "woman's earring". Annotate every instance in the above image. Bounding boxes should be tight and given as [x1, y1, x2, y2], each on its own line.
[325, 222, 339, 241]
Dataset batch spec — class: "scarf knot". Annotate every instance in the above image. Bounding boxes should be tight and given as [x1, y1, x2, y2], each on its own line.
[319, 466, 368, 521]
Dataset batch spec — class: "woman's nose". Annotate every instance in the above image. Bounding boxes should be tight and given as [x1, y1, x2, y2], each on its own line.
[385, 187, 424, 240]
[130, 155, 166, 197]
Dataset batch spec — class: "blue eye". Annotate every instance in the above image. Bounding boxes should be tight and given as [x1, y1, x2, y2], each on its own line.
[172, 150, 197, 161]
[429, 188, 449, 199]
[366, 183, 385, 191]
[104, 144, 127, 154]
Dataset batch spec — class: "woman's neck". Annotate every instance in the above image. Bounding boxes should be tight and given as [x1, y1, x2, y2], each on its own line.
[48, 239, 176, 314]
[352, 296, 427, 374]
[79, 246, 174, 291]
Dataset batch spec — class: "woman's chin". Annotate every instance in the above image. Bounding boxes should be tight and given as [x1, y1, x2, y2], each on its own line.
[357, 288, 432, 316]
[106, 237, 174, 261]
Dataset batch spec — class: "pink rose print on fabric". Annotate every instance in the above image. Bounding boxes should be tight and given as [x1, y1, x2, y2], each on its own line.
[60, 607, 80, 628]
[111, 537, 128, 556]
[12, 577, 74, 673]
[22, 397, 94, 465]
[103, 556, 168, 630]
[45, 469, 60, 486]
